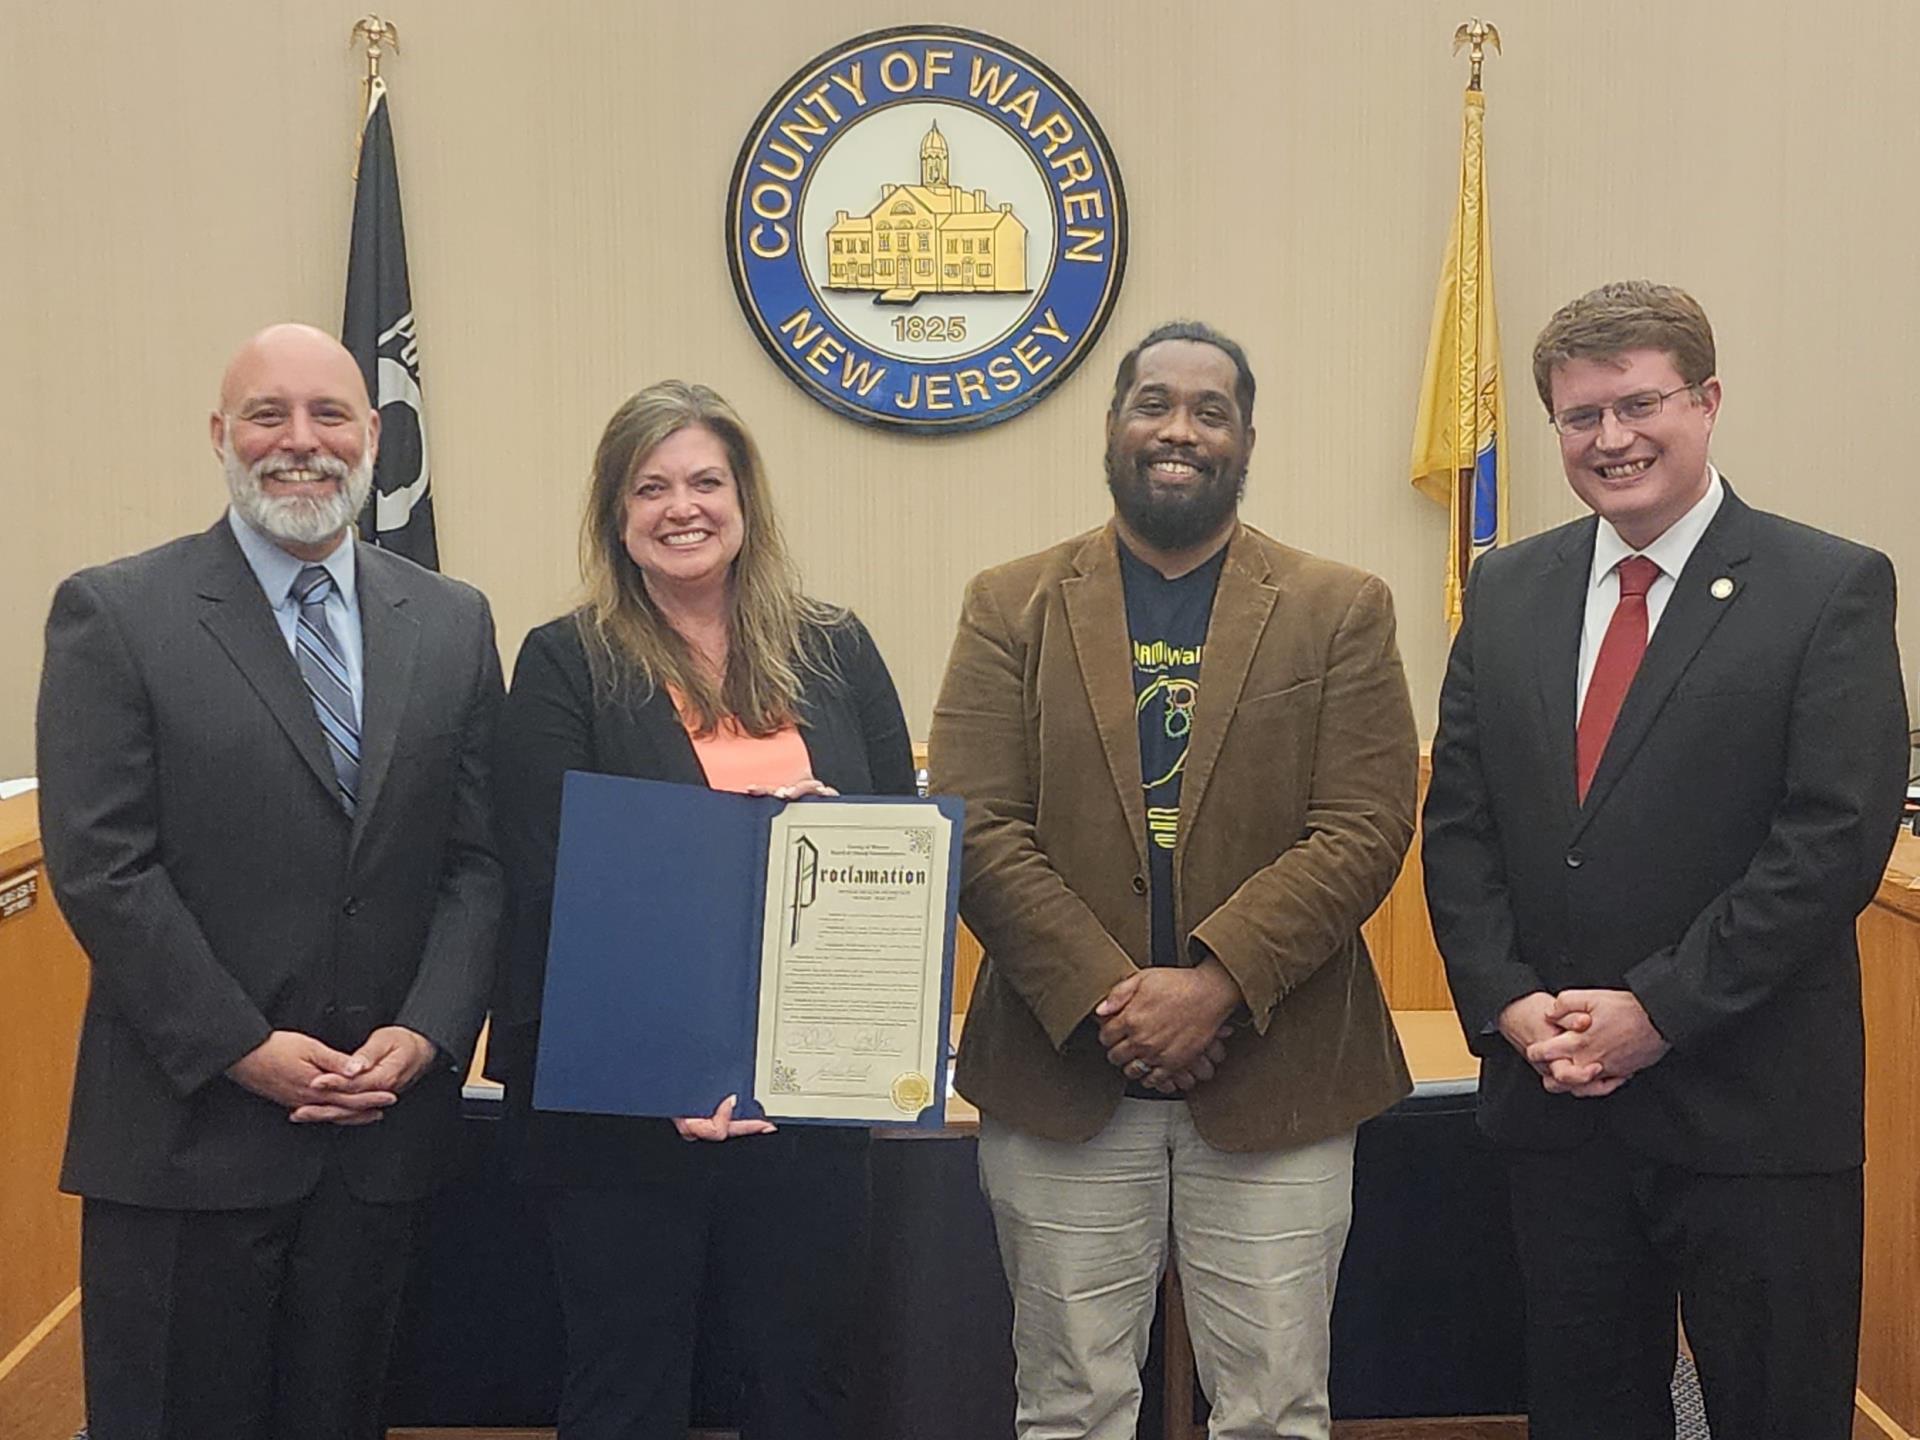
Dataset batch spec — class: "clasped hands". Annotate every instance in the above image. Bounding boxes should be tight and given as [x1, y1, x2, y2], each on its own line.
[1094, 959, 1242, 1094]
[1498, 989, 1671, 1098]
[226, 1025, 439, 1125]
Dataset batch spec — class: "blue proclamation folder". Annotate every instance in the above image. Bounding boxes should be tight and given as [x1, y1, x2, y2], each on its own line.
[531, 772, 963, 1128]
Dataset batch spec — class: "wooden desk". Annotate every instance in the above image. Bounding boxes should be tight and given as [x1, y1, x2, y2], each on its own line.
[467, 1010, 1475, 1138]
[883, 1010, 1474, 1140]
[1856, 829, 1920, 1440]
[0, 792, 86, 1376]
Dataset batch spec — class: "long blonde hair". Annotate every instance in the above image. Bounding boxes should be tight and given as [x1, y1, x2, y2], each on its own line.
[576, 381, 840, 735]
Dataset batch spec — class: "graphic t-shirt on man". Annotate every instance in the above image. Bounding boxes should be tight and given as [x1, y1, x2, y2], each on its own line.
[1117, 538, 1225, 1097]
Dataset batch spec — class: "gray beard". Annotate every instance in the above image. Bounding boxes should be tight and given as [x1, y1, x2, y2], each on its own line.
[223, 435, 373, 548]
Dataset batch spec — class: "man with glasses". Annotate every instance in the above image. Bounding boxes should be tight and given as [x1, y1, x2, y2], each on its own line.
[1422, 281, 1908, 1438]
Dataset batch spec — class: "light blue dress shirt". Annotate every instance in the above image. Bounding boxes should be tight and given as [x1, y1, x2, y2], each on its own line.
[227, 508, 365, 726]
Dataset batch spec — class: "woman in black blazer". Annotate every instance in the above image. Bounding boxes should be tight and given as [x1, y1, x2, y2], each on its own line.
[489, 381, 914, 1440]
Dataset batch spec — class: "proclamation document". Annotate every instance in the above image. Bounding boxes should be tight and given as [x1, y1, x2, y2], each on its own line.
[754, 801, 954, 1122]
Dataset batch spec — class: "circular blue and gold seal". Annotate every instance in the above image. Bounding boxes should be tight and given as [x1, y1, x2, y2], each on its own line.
[727, 26, 1127, 432]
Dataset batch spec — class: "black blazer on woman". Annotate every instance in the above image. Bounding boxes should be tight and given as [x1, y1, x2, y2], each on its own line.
[487, 610, 915, 1185]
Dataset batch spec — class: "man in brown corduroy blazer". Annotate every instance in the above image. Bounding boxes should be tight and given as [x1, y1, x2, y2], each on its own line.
[929, 321, 1418, 1440]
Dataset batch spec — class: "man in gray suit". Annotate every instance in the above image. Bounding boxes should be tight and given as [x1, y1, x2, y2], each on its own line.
[37, 323, 504, 1440]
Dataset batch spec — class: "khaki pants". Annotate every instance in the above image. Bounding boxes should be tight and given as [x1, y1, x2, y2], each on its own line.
[979, 1102, 1355, 1440]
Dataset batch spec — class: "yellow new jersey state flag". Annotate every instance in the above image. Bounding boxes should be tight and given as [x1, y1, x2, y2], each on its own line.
[1411, 88, 1508, 631]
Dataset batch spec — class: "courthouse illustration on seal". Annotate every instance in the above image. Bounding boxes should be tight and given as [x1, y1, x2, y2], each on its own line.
[825, 122, 1031, 301]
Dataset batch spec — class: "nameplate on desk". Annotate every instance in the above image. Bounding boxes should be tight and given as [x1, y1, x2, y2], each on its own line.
[0, 869, 38, 922]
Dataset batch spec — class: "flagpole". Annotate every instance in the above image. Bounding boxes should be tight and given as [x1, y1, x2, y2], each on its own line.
[350, 15, 399, 178]
[1410, 17, 1507, 631]
[1449, 18, 1499, 630]
[1451, 18, 1497, 625]
[341, 12, 440, 569]
[1450, 99, 1471, 625]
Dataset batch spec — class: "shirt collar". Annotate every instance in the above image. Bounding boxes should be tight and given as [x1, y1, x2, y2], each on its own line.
[1115, 530, 1229, 587]
[227, 507, 358, 608]
[1588, 465, 1724, 590]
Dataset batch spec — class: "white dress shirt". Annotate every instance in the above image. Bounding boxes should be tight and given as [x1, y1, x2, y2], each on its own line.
[1575, 466, 1724, 719]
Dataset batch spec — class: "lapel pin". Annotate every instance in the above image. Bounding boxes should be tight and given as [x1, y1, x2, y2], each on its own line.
[1710, 577, 1735, 600]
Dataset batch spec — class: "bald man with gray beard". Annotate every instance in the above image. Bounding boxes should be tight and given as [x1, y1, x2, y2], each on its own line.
[37, 324, 503, 1440]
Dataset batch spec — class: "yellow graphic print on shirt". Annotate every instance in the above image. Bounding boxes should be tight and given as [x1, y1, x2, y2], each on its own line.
[1135, 640, 1201, 851]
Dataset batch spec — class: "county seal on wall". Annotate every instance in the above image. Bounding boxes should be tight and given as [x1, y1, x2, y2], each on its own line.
[727, 26, 1127, 432]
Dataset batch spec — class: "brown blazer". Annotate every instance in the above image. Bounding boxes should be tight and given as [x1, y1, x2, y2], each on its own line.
[929, 522, 1418, 1151]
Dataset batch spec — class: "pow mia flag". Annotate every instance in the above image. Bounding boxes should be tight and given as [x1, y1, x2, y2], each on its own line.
[343, 76, 438, 569]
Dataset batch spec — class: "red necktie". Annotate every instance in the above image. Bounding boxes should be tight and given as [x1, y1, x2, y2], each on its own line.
[1576, 555, 1661, 802]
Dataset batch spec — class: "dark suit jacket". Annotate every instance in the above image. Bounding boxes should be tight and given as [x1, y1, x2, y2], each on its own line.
[487, 611, 915, 1187]
[37, 519, 504, 1209]
[929, 523, 1418, 1151]
[1422, 484, 1908, 1173]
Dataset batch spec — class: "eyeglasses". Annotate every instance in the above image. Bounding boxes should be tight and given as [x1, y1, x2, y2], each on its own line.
[1550, 383, 1698, 436]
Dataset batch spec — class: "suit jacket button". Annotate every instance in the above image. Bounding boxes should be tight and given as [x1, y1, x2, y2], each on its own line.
[1131, 875, 1148, 895]
[342, 896, 361, 916]
[1564, 851, 1584, 869]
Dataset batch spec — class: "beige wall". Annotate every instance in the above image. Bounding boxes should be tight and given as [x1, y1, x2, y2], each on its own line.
[3, 0, 1916, 780]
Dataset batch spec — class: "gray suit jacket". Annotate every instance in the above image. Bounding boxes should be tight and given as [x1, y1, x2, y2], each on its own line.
[37, 518, 504, 1208]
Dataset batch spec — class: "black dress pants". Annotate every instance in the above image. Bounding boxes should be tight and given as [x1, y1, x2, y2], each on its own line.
[1505, 1133, 1863, 1440]
[539, 1127, 871, 1440]
[80, 1168, 419, 1440]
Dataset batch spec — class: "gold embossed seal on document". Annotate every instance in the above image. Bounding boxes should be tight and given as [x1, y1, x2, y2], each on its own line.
[890, 1070, 934, 1114]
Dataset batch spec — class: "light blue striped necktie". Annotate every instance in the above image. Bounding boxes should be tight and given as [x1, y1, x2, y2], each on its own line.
[291, 564, 360, 814]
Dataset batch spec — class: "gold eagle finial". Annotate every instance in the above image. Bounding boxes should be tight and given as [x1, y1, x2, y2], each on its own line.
[1452, 18, 1502, 91]
[351, 15, 400, 88]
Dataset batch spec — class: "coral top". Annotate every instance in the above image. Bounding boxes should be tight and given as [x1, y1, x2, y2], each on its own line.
[677, 697, 812, 796]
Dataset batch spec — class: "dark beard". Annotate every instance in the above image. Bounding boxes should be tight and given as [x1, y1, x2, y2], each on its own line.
[1104, 447, 1245, 552]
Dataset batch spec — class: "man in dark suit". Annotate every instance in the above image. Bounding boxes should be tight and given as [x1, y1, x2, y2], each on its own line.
[1423, 281, 1908, 1439]
[37, 323, 504, 1440]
